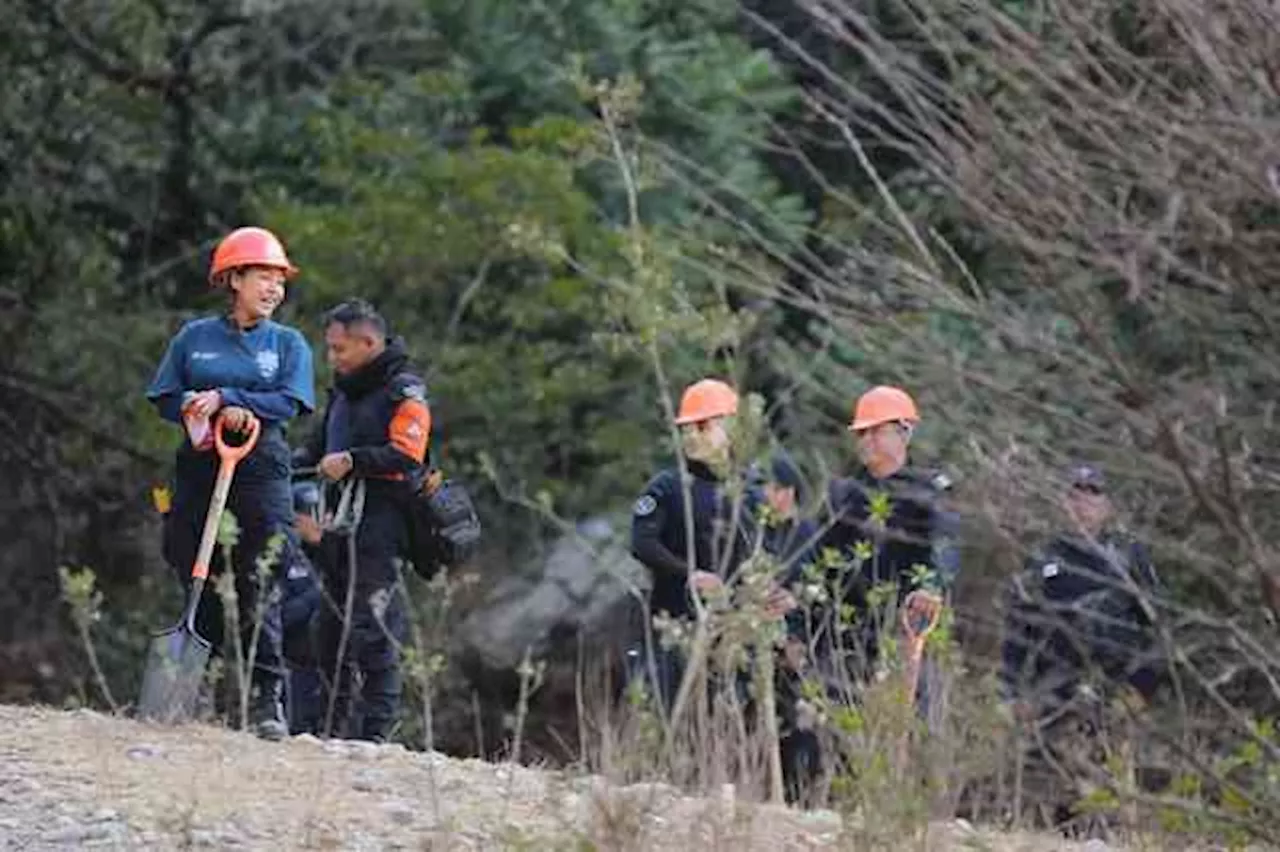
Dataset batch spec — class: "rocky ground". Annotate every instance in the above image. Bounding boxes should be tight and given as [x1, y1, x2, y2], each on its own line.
[0, 703, 1133, 850]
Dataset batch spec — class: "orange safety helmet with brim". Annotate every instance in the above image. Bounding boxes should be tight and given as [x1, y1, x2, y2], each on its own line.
[208, 227, 299, 285]
[674, 379, 739, 426]
[849, 385, 919, 432]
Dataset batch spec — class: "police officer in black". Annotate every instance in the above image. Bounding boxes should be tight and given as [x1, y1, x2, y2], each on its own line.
[757, 449, 825, 805]
[761, 450, 819, 586]
[295, 299, 433, 742]
[814, 385, 960, 700]
[628, 378, 768, 712]
[282, 480, 325, 735]
[998, 464, 1163, 832]
[1000, 463, 1163, 723]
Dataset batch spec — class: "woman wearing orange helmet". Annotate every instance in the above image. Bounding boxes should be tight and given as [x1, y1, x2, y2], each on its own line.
[145, 227, 316, 740]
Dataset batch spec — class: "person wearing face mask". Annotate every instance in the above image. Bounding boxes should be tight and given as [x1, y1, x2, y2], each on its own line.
[627, 378, 769, 712]
[999, 464, 1164, 724]
[813, 385, 961, 704]
[146, 226, 316, 741]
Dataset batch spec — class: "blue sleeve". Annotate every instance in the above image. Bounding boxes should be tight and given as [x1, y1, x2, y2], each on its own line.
[219, 329, 316, 424]
[219, 388, 301, 423]
[282, 329, 317, 413]
[146, 324, 191, 424]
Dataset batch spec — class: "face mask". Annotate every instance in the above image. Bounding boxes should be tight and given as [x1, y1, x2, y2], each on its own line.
[681, 419, 731, 468]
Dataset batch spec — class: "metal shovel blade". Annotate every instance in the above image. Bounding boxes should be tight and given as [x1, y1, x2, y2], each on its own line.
[136, 622, 212, 723]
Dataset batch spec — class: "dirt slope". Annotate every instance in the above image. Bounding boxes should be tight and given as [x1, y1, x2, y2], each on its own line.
[0, 704, 1120, 850]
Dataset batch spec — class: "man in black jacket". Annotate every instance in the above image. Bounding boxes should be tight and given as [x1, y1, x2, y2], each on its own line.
[1000, 464, 1163, 722]
[814, 385, 960, 703]
[295, 299, 432, 742]
[998, 464, 1164, 833]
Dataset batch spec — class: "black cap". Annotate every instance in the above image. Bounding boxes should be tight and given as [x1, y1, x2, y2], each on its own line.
[1067, 463, 1107, 493]
[768, 451, 804, 494]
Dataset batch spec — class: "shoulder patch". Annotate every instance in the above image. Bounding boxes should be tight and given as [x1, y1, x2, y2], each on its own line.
[634, 495, 658, 517]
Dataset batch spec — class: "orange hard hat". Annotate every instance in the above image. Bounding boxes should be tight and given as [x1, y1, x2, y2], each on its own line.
[208, 227, 298, 284]
[674, 379, 739, 426]
[849, 385, 919, 432]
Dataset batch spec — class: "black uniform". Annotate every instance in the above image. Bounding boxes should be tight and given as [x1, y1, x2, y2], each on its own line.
[627, 459, 763, 709]
[296, 337, 431, 742]
[815, 464, 960, 684]
[1000, 531, 1163, 712]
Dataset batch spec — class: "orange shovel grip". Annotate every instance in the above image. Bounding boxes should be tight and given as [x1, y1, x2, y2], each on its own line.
[900, 591, 943, 640]
[214, 413, 261, 462]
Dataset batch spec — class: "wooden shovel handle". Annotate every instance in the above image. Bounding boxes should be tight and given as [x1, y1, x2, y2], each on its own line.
[190, 416, 260, 581]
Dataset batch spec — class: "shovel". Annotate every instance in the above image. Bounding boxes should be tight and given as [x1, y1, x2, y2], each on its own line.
[137, 414, 261, 723]
[901, 593, 942, 707]
[896, 591, 943, 770]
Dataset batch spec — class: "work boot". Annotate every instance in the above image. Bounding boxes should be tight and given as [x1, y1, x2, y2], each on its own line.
[249, 681, 288, 742]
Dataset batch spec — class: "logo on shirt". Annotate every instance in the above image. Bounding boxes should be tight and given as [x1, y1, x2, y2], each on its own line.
[191, 351, 220, 361]
[255, 349, 280, 380]
[634, 495, 657, 517]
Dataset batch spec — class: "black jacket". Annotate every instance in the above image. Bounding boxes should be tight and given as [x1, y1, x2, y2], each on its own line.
[810, 463, 959, 664]
[630, 460, 763, 620]
[295, 337, 430, 490]
[1000, 531, 1162, 703]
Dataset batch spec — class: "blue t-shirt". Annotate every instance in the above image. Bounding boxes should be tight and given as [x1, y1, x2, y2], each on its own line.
[146, 316, 316, 426]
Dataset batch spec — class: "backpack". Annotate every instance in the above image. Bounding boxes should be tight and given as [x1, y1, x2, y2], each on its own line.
[384, 372, 482, 580]
[406, 469, 482, 581]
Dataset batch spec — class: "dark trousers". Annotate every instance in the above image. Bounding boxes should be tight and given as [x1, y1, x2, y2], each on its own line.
[162, 439, 291, 696]
[316, 488, 410, 741]
[286, 665, 324, 734]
